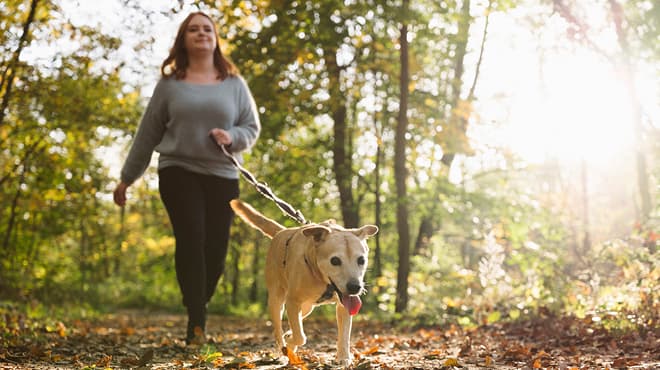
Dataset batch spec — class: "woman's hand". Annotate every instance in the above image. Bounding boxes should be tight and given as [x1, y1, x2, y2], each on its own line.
[209, 128, 233, 146]
[113, 181, 129, 207]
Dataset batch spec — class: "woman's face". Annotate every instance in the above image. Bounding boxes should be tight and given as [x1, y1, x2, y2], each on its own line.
[184, 15, 216, 54]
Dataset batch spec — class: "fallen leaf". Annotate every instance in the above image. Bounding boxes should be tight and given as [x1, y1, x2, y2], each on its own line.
[285, 347, 305, 366]
[443, 357, 460, 366]
[613, 357, 641, 367]
[251, 354, 281, 366]
[120, 326, 136, 336]
[136, 349, 154, 367]
[95, 354, 112, 367]
[120, 349, 154, 367]
[120, 357, 140, 366]
[362, 346, 380, 355]
[424, 350, 443, 359]
[354, 359, 374, 370]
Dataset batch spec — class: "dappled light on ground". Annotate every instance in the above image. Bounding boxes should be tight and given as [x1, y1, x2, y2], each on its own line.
[1, 309, 658, 369]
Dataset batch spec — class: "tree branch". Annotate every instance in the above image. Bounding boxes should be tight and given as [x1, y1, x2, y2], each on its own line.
[0, 0, 40, 127]
[468, 0, 493, 101]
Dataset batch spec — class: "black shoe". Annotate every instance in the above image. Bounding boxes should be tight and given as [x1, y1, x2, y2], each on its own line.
[185, 305, 207, 345]
[185, 324, 206, 345]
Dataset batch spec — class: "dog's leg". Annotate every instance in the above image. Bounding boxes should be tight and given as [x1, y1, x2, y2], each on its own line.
[301, 302, 314, 318]
[268, 293, 286, 352]
[284, 301, 307, 353]
[335, 304, 353, 366]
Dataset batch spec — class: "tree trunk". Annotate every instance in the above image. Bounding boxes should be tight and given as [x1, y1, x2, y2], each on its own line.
[580, 159, 591, 253]
[553, 0, 652, 223]
[230, 243, 240, 305]
[607, 0, 651, 222]
[441, 0, 472, 168]
[115, 206, 125, 274]
[327, 55, 359, 228]
[0, 141, 42, 188]
[0, 0, 40, 127]
[2, 160, 27, 253]
[250, 236, 260, 302]
[468, 0, 492, 101]
[373, 126, 383, 278]
[394, 0, 411, 313]
[413, 217, 434, 256]
[79, 218, 88, 296]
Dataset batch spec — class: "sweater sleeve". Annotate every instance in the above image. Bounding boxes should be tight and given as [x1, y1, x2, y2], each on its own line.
[120, 79, 169, 185]
[226, 76, 261, 152]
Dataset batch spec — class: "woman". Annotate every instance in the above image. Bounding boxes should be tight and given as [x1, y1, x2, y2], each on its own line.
[113, 11, 260, 345]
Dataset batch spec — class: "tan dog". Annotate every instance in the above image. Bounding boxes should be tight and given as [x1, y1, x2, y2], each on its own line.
[230, 200, 378, 366]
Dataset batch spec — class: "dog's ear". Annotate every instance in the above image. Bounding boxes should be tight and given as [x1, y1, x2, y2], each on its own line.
[302, 225, 331, 242]
[352, 225, 378, 239]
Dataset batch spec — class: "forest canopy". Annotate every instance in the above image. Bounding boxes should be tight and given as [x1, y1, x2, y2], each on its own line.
[0, 0, 657, 330]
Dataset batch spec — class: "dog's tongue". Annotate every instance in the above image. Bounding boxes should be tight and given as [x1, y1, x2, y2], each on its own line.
[341, 295, 362, 316]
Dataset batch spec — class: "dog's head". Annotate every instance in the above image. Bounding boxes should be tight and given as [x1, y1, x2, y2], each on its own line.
[302, 223, 378, 315]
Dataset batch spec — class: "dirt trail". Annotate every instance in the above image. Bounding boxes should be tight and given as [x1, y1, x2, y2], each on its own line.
[1, 310, 658, 369]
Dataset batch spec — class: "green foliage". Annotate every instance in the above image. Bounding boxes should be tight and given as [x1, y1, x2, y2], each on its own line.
[0, 0, 143, 303]
[0, 0, 657, 335]
[563, 232, 659, 330]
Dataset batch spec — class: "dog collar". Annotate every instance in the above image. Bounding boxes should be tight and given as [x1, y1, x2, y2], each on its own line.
[317, 284, 336, 303]
[305, 255, 345, 306]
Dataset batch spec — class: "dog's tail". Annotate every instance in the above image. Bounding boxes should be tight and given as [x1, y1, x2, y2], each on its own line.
[230, 199, 285, 239]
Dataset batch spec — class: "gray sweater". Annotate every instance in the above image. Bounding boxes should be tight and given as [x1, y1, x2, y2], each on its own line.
[120, 76, 261, 184]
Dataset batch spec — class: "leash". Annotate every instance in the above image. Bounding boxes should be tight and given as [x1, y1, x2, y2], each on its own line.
[210, 135, 307, 225]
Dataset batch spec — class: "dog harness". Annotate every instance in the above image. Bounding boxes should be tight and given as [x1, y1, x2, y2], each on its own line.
[283, 234, 338, 303]
[317, 284, 336, 303]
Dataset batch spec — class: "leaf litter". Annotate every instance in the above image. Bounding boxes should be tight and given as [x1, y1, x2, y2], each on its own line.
[1, 308, 658, 369]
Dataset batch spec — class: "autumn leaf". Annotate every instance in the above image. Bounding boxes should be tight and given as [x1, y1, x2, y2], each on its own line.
[503, 344, 530, 360]
[354, 359, 375, 370]
[192, 347, 223, 366]
[120, 349, 153, 367]
[251, 354, 282, 366]
[424, 350, 443, 359]
[443, 357, 460, 366]
[95, 354, 112, 367]
[46, 322, 67, 338]
[285, 347, 305, 366]
[362, 346, 381, 355]
[223, 356, 254, 369]
[3, 308, 659, 369]
[120, 326, 136, 336]
[613, 357, 641, 367]
[136, 349, 154, 366]
[120, 357, 140, 366]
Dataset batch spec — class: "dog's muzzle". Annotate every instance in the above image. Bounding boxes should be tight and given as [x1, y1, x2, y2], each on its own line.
[329, 279, 363, 316]
[346, 280, 362, 295]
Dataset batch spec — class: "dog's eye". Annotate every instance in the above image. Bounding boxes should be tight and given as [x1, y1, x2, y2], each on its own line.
[330, 257, 342, 266]
[357, 256, 365, 266]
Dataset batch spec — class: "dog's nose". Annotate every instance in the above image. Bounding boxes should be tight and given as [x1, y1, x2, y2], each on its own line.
[346, 280, 362, 295]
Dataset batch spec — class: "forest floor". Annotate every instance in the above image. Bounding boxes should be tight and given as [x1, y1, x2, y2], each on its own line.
[1, 308, 659, 369]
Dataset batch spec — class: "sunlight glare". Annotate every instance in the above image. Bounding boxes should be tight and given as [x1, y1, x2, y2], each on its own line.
[504, 49, 635, 165]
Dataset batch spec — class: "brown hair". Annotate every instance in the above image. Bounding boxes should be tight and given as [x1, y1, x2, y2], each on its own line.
[160, 11, 239, 80]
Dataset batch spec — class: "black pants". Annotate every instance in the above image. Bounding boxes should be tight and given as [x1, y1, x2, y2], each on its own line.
[158, 166, 238, 324]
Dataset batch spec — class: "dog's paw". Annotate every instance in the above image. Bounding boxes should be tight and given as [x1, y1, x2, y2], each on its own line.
[334, 357, 352, 368]
[286, 333, 306, 347]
